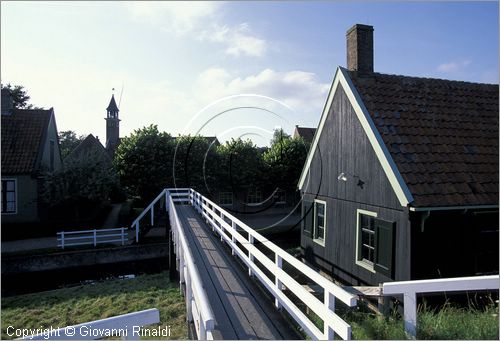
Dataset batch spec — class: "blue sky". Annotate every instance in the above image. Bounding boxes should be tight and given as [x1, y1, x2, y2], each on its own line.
[1, 1, 498, 146]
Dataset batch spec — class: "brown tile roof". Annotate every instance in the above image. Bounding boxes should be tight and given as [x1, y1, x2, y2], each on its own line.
[1, 108, 53, 175]
[294, 126, 316, 144]
[349, 71, 499, 207]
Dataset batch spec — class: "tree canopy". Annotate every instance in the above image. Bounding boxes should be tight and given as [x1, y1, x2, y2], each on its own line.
[59, 130, 86, 159]
[1, 83, 42, 109]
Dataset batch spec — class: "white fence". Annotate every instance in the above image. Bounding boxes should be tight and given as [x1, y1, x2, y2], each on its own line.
[18, 308, 160, 340]
[166, 190, 215, 340]
[185, 188, 357, 340]
[383, 275, 500, 338]
[131, 188, 190, 242]
[57, 227, 127, 249]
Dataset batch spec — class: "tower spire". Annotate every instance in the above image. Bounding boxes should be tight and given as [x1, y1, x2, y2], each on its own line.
[105, 91, 120, 157]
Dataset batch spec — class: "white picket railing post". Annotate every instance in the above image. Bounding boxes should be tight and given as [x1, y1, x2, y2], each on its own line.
[165, 189, 169, 212]
[93, 230, 97, 247]
[231, 221, 236, 256]
[135, 222, 139, 243]
[61, 232, 65, 250]
[151, 205, 154, 226]
[121, 227, 125, 245]
[325, 290, 336, 339]
[275, 254, 282, 309]
[248, 234, 254, 277]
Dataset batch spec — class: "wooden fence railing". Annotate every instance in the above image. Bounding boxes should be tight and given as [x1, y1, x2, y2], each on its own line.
[57, 227, 127, 249]
[186, 188, 357, 340]
[18, 308, 160, 340]
[383, 275, 499, 338]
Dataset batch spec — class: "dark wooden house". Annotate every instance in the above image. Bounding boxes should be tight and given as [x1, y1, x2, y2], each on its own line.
[298, 24, 499, 286]
[293, 126, 316, 144]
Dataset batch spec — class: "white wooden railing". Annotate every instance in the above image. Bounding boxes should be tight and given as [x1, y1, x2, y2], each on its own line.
[57, 228, 127, 249]
[131, 188, 190, 242]
[18, 308, 160, 340]
[383, 275, 500, 338]
[185, 188, 357, 340]
[165, 189, 215, 340]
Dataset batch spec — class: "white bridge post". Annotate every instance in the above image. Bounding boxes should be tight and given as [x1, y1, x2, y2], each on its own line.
[324, 290, 336, 339]
[275, 254, 282, 309]
[248, 235, 254, 277]
[404, 292, 417, 339]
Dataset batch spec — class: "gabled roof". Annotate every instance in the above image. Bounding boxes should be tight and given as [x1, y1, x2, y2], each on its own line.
[293, 126, 316, 144]
[299, 67, 499, 208]
[1, 108, 53, 174]
[349, 71, 498, 207]
[65, 134, 110, 163]
[107, 95, 119, 112]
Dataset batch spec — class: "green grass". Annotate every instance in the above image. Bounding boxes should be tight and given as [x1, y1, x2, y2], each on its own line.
[344, 300, 499, 340]
[1, 272, 187, 340]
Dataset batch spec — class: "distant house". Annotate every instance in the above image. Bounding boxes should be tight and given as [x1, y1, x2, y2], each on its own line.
[65, 134, 111, 166]
[1, 89, 62, 223]
[293, 125, 316, 144]
[298, 24, 498, 286]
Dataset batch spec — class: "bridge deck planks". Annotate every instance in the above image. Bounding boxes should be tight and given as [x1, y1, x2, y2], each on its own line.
[176, 204, 300, 340]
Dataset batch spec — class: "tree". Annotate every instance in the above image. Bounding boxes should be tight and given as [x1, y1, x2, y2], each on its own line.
[114, 125, 175, 204]
[1, 83, 42, 109]
[41, 151, 119, 223]
[263, 128, 309, 193]
[216, 138, 265, 196]
[172, 135, 219, 194]
[59, 130, 86, 159]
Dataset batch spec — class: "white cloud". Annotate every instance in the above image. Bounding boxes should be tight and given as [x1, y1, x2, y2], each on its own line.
[125, 3, 268, 58]
[201, 23, 267, 57]
[194, 67, 330, 111]
[437, 60, 471, 73]
[123, 2, 220, 35]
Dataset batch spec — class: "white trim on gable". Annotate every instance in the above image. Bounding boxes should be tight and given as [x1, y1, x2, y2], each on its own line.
[297, 66, 414, 207]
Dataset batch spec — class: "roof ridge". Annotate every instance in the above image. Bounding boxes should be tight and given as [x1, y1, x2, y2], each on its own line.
[367, 71, 499, 87]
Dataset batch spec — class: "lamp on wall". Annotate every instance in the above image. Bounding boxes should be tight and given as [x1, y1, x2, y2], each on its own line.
[337, 171, 366, 189]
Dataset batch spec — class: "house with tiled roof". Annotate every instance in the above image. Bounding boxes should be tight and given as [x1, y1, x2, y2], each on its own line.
[298, 24, 498, 286]
[293, 126, 316, 144]
[1, 89, 62, 224]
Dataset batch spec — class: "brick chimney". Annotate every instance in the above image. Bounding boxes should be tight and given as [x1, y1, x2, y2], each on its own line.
[346, 24, 374, 76]
[1, 88, 13, 115]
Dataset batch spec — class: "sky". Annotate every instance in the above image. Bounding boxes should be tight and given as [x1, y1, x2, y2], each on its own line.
[1, 1, 498, 146]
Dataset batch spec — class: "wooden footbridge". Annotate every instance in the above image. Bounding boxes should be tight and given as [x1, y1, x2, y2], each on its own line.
[132, 188, 358, 340]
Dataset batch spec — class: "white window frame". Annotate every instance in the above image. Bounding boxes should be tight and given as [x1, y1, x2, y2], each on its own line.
[1, 178, 17, 215]
[355, 209, 377, 273]
[313, 199, 327, 246]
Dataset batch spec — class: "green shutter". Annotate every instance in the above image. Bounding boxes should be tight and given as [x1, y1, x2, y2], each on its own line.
[302, 200, 314, 236]
[374, 219, 395, 278]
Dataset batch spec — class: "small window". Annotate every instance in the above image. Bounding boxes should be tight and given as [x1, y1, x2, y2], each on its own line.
[313, 200, 326, 246]
[219, 192, 233, 206]
[50, 140, 55, 172]
[356, 209, 395, 278]
[2, 179, 17, 214]
[247, 190, 262, 205]
[273, 189, 286, 205]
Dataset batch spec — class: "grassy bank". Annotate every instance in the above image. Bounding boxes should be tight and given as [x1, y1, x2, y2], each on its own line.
[346, 300, 499, 339]
[1, 272, 187, 339]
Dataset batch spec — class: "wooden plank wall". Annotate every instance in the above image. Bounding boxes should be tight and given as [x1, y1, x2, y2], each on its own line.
[301, 86, 411, 286]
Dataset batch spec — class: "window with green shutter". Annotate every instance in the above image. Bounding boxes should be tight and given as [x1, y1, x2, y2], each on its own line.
[302, 200, 314, 236]
[356, 209, 395, 279]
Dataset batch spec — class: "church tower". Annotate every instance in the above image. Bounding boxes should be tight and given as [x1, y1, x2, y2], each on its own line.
[105, 93, 120, 157]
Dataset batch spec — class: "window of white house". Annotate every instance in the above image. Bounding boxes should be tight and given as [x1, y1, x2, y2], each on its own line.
[273, 189, 286, 204]
[1, 179, 17, 214]
[219, 192, 233, 206]
[313, 200, 326, 246]
[356, 209, 395, 278]
[247, 190, 262, 204]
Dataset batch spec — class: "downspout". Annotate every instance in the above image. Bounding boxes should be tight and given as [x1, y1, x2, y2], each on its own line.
[420, 211, 431, 232]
